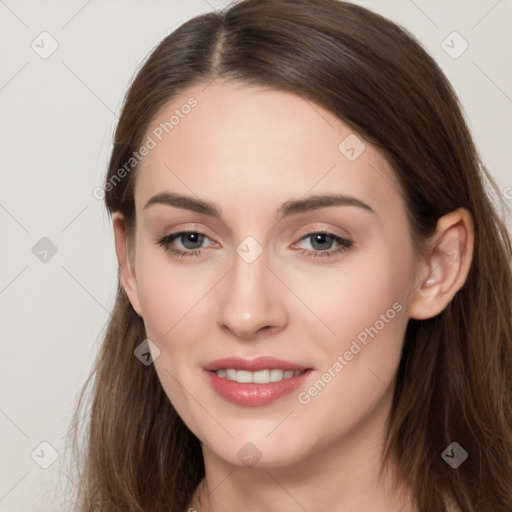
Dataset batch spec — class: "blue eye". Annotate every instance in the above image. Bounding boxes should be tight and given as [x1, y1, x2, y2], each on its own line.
[157, 231, 211, 258]
[156, 230, 353, 260]
[295, 232, 353, 259]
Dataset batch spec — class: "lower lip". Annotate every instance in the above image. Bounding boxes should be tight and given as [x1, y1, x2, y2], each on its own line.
[204, 369, 312, 407]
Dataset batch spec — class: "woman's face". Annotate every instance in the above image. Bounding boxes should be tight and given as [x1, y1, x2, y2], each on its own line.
[119, 80, 421, 468]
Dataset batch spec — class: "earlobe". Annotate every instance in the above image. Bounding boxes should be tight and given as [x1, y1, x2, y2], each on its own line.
[408, 208, 474, 320]
[112, 212, 143, 317]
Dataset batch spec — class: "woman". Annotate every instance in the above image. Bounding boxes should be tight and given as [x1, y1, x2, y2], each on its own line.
[67, 0, 512, 510]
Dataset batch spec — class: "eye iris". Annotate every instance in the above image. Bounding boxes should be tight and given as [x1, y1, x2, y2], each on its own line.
[310, 233, 333, 250]
[181, 232, 204, 250]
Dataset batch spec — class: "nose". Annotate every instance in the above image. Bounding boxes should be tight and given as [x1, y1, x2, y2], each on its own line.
[216, 248, 288, 340]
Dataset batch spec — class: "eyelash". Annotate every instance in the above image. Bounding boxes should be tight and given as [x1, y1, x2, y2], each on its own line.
[156, 230, 353, 260]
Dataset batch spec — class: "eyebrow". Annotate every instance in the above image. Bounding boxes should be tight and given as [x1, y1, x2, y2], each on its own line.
[143, 192, 376, 218]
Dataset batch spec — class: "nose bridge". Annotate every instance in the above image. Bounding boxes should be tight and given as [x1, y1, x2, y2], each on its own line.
[216, 239, 287, 337]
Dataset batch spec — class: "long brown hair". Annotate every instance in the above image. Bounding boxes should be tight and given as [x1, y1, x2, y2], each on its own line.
[65, 1, 512, 510]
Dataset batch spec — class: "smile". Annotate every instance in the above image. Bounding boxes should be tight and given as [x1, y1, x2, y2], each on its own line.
[203, 356, 313, 407]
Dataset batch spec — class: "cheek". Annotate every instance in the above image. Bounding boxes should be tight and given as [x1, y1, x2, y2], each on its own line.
[285, 245, 412, 427]
[134, 251, 203, 415]
[289, 243, 411, 349]
[287, 254, 410, 445]
[134, 244, 202, 337]
[133, 247, 217, 400]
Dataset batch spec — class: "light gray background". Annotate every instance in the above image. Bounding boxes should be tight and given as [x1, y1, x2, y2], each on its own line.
[0, 0, 511, 510]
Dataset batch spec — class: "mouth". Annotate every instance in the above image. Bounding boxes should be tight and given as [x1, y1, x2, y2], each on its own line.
[203, 356, 313, 407]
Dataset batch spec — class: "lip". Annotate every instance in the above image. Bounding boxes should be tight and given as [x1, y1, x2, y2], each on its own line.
[203, 356, 313, 407]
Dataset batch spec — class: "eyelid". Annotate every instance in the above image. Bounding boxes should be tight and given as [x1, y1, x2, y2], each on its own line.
[158, 223, 217, 240]
[292, 224, 351, 242]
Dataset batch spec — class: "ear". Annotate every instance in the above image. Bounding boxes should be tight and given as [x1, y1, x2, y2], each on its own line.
[408, 207, 474, 320]
[112, 212, 143, 317]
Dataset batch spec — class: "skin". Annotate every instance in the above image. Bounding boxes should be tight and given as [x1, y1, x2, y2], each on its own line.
[113, 80, 474, 512]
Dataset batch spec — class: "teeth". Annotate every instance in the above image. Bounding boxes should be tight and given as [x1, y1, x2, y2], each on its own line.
[236, 370, 253, 383]
[214, 368, 306, 383]
[253, 370, 270, 383]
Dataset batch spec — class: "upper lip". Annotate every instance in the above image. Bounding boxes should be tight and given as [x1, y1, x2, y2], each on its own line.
[204, 356, 311, 372]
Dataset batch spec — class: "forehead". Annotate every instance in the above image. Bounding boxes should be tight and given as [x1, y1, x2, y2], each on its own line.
[135, 80, 404, 220]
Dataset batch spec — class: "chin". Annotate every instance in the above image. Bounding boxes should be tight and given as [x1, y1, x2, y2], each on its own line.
[200, 428, 313, 469]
